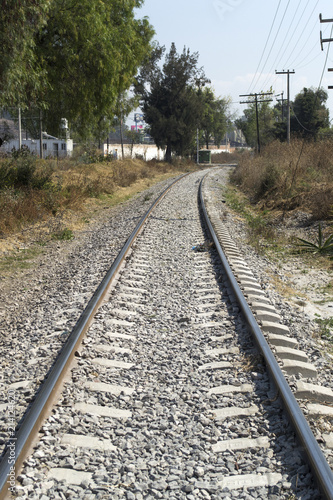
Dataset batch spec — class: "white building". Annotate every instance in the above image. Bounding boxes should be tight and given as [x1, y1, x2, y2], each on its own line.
[0, 118, 73, 157]
[1, 135, 73, 157]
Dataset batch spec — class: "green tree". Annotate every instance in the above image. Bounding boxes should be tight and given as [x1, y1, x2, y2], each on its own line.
[0, 0, 50, 106]
[199, 88, 232, 149]
[135, 43, 209, 162]
[1, 0, 153, 139]
[213, 96, 232, 148]
[235, 94, 275, 151]
[290, 87, 329, 139]
[37, 0, 154, 138]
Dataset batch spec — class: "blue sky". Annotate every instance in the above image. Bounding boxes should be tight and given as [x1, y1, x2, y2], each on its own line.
[132, 0, 333, 125]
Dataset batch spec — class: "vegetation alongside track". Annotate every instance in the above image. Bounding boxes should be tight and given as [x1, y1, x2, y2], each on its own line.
[231, 139, 333, 219]
[226, 140, 333, 264]
[0, 138, 332, 273]
[0, 149, 196, 241]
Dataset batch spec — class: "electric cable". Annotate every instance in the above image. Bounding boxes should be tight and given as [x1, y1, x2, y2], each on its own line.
[247, 0, 282, 94]
[291, 23, 330, 69]
[251, 0, 291, 93]
[261, 1, 319, 95]
[282, 0, 319, 68]
[270, 0, 304, 73]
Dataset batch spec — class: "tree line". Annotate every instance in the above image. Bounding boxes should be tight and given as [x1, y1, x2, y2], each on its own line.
[0, 1, 232, 161]
[2, 1, 327, 161]
[236, 87, 331, 150]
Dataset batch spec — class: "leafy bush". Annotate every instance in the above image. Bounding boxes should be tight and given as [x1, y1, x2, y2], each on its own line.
[0, 147, 53, 190]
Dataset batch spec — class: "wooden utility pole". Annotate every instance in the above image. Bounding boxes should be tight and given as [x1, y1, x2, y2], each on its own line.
[239, 92, 273, 154]
[275, 70, 295, 144]
[18, 107, 22, 149]
[276, 92, 285, 121]
[328, 68, 333, 90]
[320, 14, 333, 89]
[39, 110, 43, 159]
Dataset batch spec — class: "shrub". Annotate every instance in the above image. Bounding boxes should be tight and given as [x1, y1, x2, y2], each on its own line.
[0, 147, 54, 190]
[231, 139, 333, 219]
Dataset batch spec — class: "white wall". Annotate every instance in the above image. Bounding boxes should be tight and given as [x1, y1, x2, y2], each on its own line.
[104, 143, 165, 161]
[1, 138, 73, 157]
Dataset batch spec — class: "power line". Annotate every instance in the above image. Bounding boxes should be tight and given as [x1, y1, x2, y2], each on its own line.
[247, 0, 282, 94]
[250, 0, 291, 93]
[270, 0, 303, 73]
[260, 0, 317, 92]
[319, 21, 333, 89]
[282, 0, 319, 68]
[290, 23, 330, 69]
[264, 0, 319, 94]
[287, 16, 320, 68]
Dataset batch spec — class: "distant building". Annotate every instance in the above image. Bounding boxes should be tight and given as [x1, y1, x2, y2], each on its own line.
[0, 117, 73, 157]
[227, 128, 247, 147]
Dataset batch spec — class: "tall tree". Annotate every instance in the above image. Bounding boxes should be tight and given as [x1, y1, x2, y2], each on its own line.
[1, 0, 153, 139]
[135, 43, 209, 161]
[290, 87, 329, 139]
[199, 88, 232, 149]
[37, 0, 154, 138]
[0, 0, 50, 106]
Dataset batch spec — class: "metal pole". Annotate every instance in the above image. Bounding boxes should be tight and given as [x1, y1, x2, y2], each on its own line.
[287, 72, 291, 144]
[276, 70, 295, 144]
[39, 110, 43, 159]
[255, 95, 260, 154]
[18, 107, 22, 149]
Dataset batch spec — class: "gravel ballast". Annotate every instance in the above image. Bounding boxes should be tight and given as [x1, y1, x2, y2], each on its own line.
[0, 167, 331, 499]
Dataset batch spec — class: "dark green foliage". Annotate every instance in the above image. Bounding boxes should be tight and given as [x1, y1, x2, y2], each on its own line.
[1, 0, 154, 140]
[0, 147, 53, 190]
[290, 87, 329, 139]
[200, 87, 231, 149]
[135, 43, 209, 162]
[0, 0, 50, 106]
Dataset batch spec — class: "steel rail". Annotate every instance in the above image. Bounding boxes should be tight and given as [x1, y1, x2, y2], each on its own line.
[199, 175, 333, 500]
[0, 174, 189, 500]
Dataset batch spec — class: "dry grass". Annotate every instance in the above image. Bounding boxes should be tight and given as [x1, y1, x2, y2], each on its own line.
[0, 155, 196, 245]
[231, 139, 333, 219]
[211, 151, 245, 164]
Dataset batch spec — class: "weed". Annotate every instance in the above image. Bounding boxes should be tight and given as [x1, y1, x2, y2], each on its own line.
[246, 213, 276, 241]
[51, 228, 74, 241]
[230, 139, 333, 218]
[0, 246, 44, 273]
[0, 155, 195, 239]
[143, 192, 153, 202]
[0, 148, 53, 190]
[224, 187, 247, 213]
[314, 317, 333, 340]
[296, 224, 333, 255]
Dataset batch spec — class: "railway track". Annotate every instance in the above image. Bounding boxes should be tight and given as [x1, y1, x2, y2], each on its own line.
[0, 168, 333, 499]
